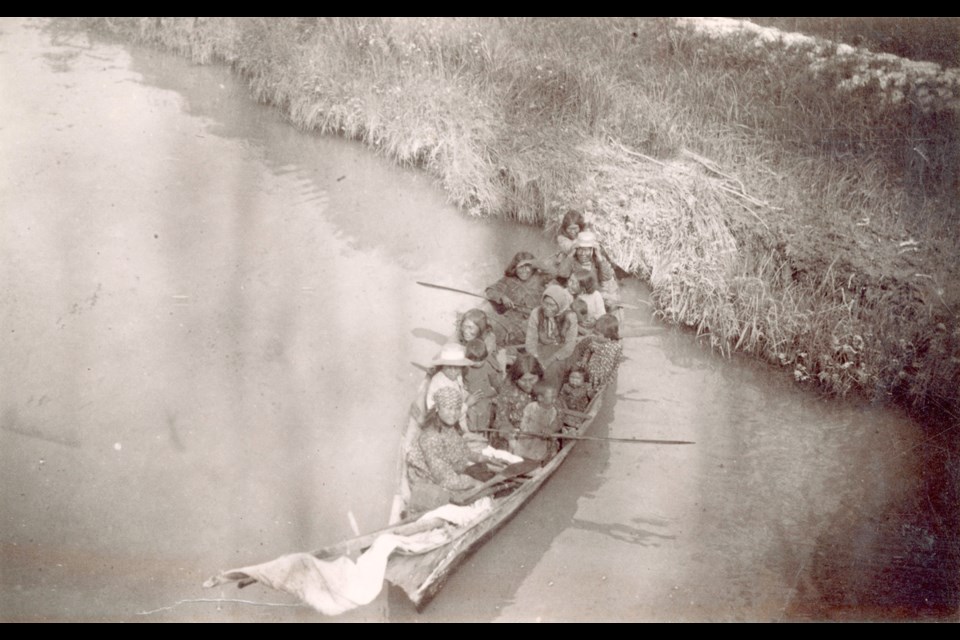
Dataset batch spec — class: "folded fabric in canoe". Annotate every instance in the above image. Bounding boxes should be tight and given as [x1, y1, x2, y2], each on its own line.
[481, 445, 523, 464]
[203, 498, 494, 616]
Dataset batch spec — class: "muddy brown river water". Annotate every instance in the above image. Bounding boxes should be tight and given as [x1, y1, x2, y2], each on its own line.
[1, 18, 956, 622]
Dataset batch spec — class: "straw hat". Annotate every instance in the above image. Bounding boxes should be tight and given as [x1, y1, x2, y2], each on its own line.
[572, 230, 600, 250]
[430, 343, 473, 367]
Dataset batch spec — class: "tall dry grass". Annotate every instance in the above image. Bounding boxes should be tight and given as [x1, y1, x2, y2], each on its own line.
[74, 17, 960, 420]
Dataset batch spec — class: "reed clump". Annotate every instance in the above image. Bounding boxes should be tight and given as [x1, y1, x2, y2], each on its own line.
[75, 17, 960, 420]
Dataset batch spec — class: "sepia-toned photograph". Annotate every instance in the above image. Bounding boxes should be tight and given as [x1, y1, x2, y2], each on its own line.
[1, 17, 957, 622]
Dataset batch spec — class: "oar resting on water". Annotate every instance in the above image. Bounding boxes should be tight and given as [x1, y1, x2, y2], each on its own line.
[477, 428, 694, 446]
[418, 279, 660, 327]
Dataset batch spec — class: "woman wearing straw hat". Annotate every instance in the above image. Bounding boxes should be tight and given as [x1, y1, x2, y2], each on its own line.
[424, 342, 482, 415]
[559, 230, 620, 310]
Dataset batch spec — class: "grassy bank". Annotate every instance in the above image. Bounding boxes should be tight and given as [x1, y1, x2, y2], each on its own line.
[75, 17, 960, 422]
[744, 17, 960, 67]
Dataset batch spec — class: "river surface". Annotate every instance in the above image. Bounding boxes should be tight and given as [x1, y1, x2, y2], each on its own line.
[1, 18, 956, 622]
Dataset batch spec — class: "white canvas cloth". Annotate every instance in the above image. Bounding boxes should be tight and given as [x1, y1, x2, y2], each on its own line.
[203, 498, 493, 615]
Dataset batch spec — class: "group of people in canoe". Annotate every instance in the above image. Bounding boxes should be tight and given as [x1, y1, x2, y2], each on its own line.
[404, 211, 626, 513]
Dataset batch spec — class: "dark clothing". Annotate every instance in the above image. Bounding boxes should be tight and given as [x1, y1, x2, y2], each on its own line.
[525, 307, 579, 385]
[485, 273, 550, 345]
[492, 381, 535, 451]
[463, 357, 502, 435]
[513, 402, 560, 461]
[560, 382, 591, 413]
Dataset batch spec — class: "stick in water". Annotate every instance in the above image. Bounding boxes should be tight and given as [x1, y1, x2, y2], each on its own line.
[478, 429, 693, 445]
[548, 433, 694, 445]
[347, 511, 360, 536]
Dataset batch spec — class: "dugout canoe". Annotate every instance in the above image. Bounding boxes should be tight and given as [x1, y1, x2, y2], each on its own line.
[383, 379, 610, 611]
[203, 301, 619, 615]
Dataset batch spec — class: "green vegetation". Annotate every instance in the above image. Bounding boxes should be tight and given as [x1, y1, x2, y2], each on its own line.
[76, 17, 960, 422]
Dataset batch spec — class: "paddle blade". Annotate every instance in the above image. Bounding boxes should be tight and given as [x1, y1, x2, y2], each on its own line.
[501, 458, 541, 478]
[452, 458, 540, 506]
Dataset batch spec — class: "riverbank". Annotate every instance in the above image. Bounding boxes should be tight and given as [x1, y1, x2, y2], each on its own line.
[72, 17, 960, 424]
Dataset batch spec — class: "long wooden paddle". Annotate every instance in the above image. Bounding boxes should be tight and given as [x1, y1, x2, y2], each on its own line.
[417, 280, 644, 316]
[540, 432, 693, 445]
[478, 428, 693, 445]
[452, 458, 540, 506]
[417, 281, 495, 303]
[416, 281, 532, 313]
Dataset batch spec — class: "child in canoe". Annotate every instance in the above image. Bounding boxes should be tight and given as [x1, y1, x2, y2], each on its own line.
[559, 366, 591, 413]
[573, 269, 606, 328]
[462, 337, 505, 447]
[408, 342, 483, 433]
[513, 381, 562, 462]
[424, 342, 470, 410]
[574, 313, 624, 395]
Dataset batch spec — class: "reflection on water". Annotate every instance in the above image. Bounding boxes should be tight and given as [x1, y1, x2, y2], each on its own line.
[570, 517, 677, 546]
[0, 18, 955, 622]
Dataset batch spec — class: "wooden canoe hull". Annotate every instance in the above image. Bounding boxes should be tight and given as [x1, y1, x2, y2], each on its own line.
[387, 383, 608, 610]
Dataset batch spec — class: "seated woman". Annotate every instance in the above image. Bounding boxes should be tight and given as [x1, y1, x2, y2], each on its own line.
[492, 353, 544, 453]
[454, 308, 498, 355]
[406, 387, 494, 513]
[525, 284, 580, 385]
[425, 342, 473, 414]
[407, 342, 480, 437]
[558, 230, 620, 310]
[556, 209, 587, 255]
[485, 251, 554, 346]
